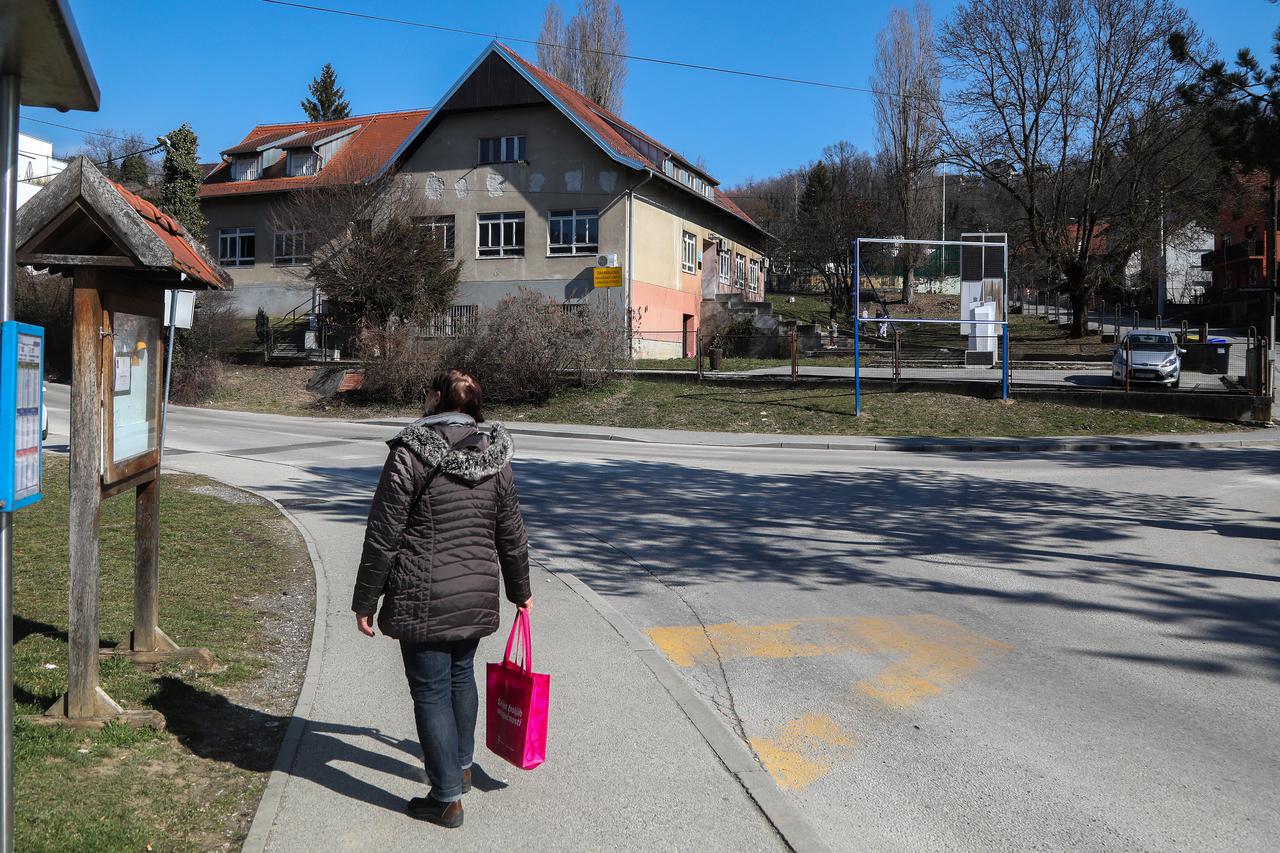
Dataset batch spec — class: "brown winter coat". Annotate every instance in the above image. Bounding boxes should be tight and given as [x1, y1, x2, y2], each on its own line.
[352, 416, 531, 642]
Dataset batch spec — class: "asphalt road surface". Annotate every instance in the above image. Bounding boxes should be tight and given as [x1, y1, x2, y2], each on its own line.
[45, 388, 1280, 851]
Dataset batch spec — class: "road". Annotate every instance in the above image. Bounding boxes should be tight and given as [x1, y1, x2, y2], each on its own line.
[45, 387, 1280, 851]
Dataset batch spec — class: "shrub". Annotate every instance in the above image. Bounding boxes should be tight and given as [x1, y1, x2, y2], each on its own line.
[169, 291, 238, 403]
[353, 289, 632, 406]
[357, 323, 443, 405]
[439, 289, 631, 404]
[14, 268, 72, 380]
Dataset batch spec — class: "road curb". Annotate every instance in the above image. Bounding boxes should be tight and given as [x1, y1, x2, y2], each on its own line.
[552, 570, 835, 853]
[503, 424, 1280, 454]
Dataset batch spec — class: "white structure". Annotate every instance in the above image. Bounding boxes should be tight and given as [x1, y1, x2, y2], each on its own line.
[17, 132, 67, 208]
[1124, 223, 1214, 312]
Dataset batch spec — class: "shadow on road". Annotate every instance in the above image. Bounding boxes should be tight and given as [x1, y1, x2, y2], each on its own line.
[266, 448, 1280, 680]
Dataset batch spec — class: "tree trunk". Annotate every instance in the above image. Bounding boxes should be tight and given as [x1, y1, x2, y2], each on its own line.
[901, 265, 915, 305]
[1068, 279, 1089, 339]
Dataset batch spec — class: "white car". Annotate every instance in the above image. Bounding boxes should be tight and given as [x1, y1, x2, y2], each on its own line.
[1112, 331, 1184, 389]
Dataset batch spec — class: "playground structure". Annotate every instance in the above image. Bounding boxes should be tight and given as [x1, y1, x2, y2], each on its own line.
[853, 234, 1009, 415]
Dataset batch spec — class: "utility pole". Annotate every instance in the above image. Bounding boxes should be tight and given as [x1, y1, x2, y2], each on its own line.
[940, 171, 946, 242]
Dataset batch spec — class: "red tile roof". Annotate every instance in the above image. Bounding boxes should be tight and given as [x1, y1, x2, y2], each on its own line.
[201, 109, 429, 199]
[110, 179, 228, 288]
[279, 125, 361, 149]
[494, 44, 760, 231]
[222, 128, 305, 156]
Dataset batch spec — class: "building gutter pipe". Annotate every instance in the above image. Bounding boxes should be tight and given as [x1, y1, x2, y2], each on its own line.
[626, 168, 654, 344]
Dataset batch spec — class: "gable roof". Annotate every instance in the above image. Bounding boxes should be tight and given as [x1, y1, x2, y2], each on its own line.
[201, 109, 429, 199]
[17, 156, 229, 288]
[391, 41, 762, 234]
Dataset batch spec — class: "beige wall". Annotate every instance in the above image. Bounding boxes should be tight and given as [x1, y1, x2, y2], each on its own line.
[201, 193, 315, 315]
[199, 101, 769, 326]
[401, 104, 627, 307]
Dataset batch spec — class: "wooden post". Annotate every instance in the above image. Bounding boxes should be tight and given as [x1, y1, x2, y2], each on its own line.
[132, 477, 159, 652]
[66, 273, 114, 719]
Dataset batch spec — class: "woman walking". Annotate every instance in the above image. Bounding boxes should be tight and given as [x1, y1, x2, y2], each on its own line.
[352, 370, 532, 829]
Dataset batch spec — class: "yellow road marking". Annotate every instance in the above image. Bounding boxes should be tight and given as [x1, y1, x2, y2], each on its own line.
[747, 713, 859, 791]
[647, 614, 1010, 711]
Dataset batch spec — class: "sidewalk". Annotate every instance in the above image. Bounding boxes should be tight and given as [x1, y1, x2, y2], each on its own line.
[162, 448, 792, 853]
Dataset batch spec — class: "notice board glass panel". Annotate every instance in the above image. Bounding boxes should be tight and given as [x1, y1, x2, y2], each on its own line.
[110, 312, 160, 464]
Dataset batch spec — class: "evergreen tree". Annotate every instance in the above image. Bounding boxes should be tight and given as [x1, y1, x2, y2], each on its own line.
[119, 152, 149, 186]
[159, 123, 207, 237]
[301, 63, 352, 122]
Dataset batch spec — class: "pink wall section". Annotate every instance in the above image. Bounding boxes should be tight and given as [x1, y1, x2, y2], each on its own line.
[632, 279, 700, 356]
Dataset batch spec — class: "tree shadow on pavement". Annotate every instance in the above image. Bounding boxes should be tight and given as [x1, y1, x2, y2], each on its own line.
[267, 450, 1280, 679]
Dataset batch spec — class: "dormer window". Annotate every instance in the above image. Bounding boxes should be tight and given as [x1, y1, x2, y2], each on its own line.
[233, 156, 260, 181]
[288, 151, 320, 177]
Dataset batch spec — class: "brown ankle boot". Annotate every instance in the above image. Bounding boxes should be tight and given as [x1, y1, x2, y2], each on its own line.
[407, 796, 463, 828]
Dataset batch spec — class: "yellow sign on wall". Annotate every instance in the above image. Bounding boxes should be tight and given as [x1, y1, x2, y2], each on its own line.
[593, 266, 623, 288]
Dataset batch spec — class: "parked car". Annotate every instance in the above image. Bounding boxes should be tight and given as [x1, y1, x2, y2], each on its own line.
[1112, 331, 1184, 389]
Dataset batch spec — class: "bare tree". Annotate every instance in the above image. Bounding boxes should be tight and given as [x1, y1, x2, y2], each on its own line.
[873, 2, 941, 305]
[79, 129, 154, 181]
[537, 0, 627, 112]
[269, 161, 461, 329]
[938, 0, 1216, 337]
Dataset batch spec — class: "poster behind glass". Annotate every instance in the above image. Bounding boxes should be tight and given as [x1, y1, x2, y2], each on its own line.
[111, 312, 159, 464]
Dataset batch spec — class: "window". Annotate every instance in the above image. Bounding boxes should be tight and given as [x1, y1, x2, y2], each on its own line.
[416, 215, 456, 257]
[719, 244, 731, 283]
[681, 231, 697, 274]
[218, 227, 255, 267]
[273, 229, 311, 265]
[288, 151, 320, 177]
[748, 259, 760, 293]
[477, 212, 525, 257]
[662, 159, 675, 178]
[734, 253, 746, 289]
[478, 135, 526, 164]
[1225, 270, 1235, 288]
[1249, 265, 1259, 286]
[232, 156, 260, 181]
[549, 208, 599, 255]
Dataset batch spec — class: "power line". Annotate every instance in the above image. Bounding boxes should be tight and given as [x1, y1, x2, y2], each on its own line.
[20, 141, 167, 185]
[18, 116, 132, 140]
[260, 0, 943, 101]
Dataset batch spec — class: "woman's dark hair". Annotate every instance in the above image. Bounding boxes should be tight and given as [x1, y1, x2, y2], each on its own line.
[427, 370, 484, 422]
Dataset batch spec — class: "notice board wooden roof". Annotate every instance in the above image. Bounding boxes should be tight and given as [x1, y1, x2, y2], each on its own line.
[15, 157, 231, 289]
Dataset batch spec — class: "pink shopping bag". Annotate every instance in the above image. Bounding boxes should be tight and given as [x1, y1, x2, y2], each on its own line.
[486, 609, 550, 770]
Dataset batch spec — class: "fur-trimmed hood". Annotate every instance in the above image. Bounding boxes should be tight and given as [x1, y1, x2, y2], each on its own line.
[392, 419, 514, 484]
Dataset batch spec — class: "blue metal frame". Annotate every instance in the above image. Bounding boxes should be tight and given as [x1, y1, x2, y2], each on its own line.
[0, 321, 44, 512]
[853, 240, 862, 416]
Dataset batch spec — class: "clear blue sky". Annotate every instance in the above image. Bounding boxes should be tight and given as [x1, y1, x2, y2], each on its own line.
[19, 0, 1280, 187]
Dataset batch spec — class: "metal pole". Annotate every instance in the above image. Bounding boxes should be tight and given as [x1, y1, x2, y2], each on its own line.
[160, 293, 178, 468]
[853, 240, 861, 416]
[0, 70, 20, 853]
[1002, 322, 1009, 400]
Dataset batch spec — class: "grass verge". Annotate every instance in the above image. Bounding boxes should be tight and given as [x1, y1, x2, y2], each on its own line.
[188, 367, 1246, 437]
[490, 381, 1246, 437]
[13, 455, 315, 852]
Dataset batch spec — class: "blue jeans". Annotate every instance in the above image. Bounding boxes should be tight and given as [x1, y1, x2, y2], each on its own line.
[399, 638, 480, 803]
